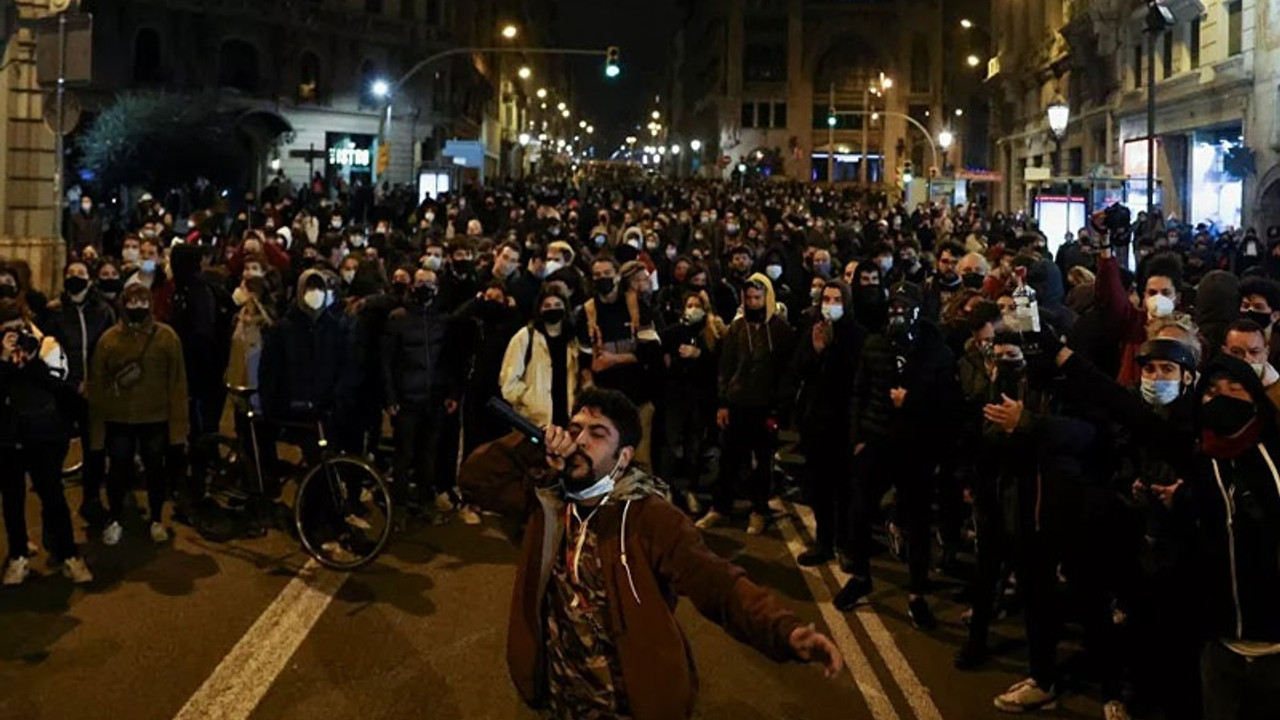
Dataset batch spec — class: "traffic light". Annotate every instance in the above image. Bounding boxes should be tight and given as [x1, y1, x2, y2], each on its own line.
[827, 109, 837, 128]
[902, 161, 914, 184]
[605, 46, 621, 78]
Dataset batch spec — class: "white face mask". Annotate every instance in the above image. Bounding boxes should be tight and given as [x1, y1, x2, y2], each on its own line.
[1140, 378, 1181, 406]
[303, 288, 326, 310]
[341, 269, 356, 284]
[821, 303, 844, 322]
[544, 259, 565, 276]
[563, 457, 623, 502]
[423, 255, 443, 271]
[1145, 294, 1175, 318]
[1250, 361, 1267, 378]
[232, 285, 251, 307]
[765, 264, 783, 281]
[122, 248, 140, 264]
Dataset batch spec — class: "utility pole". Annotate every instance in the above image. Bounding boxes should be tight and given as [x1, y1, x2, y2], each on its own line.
[827, 82, 835, 186]
[1146, 25, 1156, 216]
[860, 84, 870, 185]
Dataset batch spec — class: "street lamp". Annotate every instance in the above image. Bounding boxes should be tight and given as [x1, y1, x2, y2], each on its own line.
[579, 120, 587, 129]
[966, 54, 982, 67]
[556, 102, 566, 112]
[960, 18, 974, 29]
[501, 24, 518, 40]
[1047, 100, 1070, 138]
[586, 125, 594, 134]
[938, 130, 954, 150]
[371, 79, 391, 99]
[670, 144, 681, 155]
[690, 139, 702, 152]
[536, 88, 547, 99]
[517, 66, 532, 80]
[651, 110, 660, 120]
[518, 133, 531, 146]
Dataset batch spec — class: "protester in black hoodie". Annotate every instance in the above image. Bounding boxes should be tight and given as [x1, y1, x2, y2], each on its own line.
[790, 279, 866, 565]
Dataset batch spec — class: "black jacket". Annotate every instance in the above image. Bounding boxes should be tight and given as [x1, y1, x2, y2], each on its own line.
[45, 291, 116, 387]
[381, 300, 459, 405]
[259, 305, 353, 420]
[717, 313, 796, 412]
[0, 357, 77, 445]
[791, 282, 866, 435]
[852, 320, 958, 446]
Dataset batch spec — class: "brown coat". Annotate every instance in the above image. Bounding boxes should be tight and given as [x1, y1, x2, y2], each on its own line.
[459, 434, 804, 720]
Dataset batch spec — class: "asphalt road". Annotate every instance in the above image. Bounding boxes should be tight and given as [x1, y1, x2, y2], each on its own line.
[1, 483, 1110, 720]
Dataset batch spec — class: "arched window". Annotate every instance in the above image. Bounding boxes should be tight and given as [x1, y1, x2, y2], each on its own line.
[218, 39, 260, 93]
[132, 29, 162, 84]
[298, 52, 321, 102]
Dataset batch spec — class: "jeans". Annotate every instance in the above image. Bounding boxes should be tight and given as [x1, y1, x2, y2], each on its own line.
[0, 440, 76, 561]
[105, 422, 169, 523]
[712, 406, 775, 515]
[1201, 639, 1280, 720]
[801, 427, 852, 553]
[848, 441, 934, 594]
[391, 398, 447, 505]
[72, 395, 107, 511]
[660, 386, 712, 496]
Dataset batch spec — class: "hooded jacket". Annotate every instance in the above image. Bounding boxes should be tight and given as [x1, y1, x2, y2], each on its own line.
[1024, 258, 1077, 333]
[1062, 352, 1280, 642]
[852, 316, 958, 446]
[1194, 270, 1240, 359]
[258, 269, 353, 420]
[458, 433, 805, 720]
[791, 280, 866, 434]
[381, 292, 460, 405]
[717, 274, 796, 411]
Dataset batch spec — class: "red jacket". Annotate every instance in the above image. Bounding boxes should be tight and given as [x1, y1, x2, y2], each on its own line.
[1095, 255, 1147, 386]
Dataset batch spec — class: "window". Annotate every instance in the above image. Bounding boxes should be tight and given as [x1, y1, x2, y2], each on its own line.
[218, 40, 259, 92]
[1227, 1, 1243, 56]
[756, 102, 772, 128]
[741, 103, 756, 128]
[1189, 17, 1201, 69]
[743, 43, 786, 82]
[1133, 43, 1144, 88]
[772, 102, 787, 128]
[1069, 147, 1084, 176]
[298, 52, 321, 102]
[132, 28, 162, 84]
[813, 106, 862, 130]
[1162, 30, 1173, 78]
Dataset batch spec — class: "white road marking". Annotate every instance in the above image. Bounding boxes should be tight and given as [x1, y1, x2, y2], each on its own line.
[173, 559, 347, 720]
[790, 502, 945, 720]
[776, 512, 901, 720]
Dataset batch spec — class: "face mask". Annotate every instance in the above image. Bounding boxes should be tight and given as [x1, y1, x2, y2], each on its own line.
[1250, 362, 1267, 378]
[726, 223, 740, 234]
[422, 255, 443, 271]
[348, 237, 366, 249]
[232, 285, 251, 307]
[341, 269, 356, 284]
[544, 260, 564, 276]
[665, 246, 678, 260]
[81, 202, 92, 213]
[140, 259, 157, 274]
[1140, 378, 1181, 406]
[594, 234, 608, 247]
[683, 307, 706, 325]
[765, 264, 783, 281]
[64, 276, 89, 297]
[887, 313, 914, 338]
[303, 288, 327, 310]
[244, 268, 265, 279]
[97, 278, 123, 296]
[413, 285, 437, 305]
[997, 357, 1027, 375]
[962, 272, 985, 289]
[540, 307, 566, 325]
[1243, 310, 1272, 329]
[122, 248, 140, 264]
[1201, 394, 1257, 436]
[815, 262, 832, 276]
[809, 287, 822, 302]
[625, 237, 642, 250]
[821, 303, 844, 322]
[938, 271, 960, 289]
[1145, 294, 1174, 318]
[452, 258, 474, 275]
[124, 306, 150, 324]
[744, 306, 766, 323]
[563, 457, 623, 502]
[594, 276, 617, 297]
[877, 257, 893, 274]
[645, 241, 660, 252]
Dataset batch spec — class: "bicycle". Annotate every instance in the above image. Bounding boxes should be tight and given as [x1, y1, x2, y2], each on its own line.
[195, 386, 394, 570]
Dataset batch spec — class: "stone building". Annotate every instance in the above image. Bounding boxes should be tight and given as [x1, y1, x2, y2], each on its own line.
[988, 0, 1280, 234]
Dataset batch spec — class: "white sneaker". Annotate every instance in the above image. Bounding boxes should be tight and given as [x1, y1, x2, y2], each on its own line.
[994, 678, 1058, 713]
[434, 491, 456, 513]
[62, 557, 93, 584]
[320, 540, 359, 564]
[458, 505, 482, 525]
[1103, 700, 1131, 720]
[149, 522, 170, 544]
[695, 509, 726, 530]
[102, 521, 123, 546]
[3, 556, 30, 586]
[746, 512, 768, 536]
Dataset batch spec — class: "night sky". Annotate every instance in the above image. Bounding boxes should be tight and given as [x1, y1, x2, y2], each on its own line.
[557, 0, 680, 150]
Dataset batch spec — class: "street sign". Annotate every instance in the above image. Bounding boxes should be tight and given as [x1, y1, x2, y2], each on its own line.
[41, 89, 79, 134]
[376, 143, 390, 175]
[35, 11, 92, 86]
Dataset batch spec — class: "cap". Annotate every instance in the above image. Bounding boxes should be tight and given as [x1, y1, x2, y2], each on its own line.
[888, 281, 923, 309]
[1136, 337, 1197, 372]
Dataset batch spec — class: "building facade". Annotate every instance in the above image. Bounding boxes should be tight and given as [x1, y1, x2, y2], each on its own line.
[671, 0, 953, 185]
[989, 0, 1280, 233]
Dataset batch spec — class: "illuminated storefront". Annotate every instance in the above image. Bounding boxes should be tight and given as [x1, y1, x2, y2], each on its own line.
[1189, 127, 1244, 229]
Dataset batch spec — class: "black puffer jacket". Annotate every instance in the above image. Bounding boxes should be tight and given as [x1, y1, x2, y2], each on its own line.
[259, 302, 353, 420]
[380, 299, 460, 405]
[851, 319, 958, 446]
[0, 356, 77, 445]
[45, 291, 116, 387]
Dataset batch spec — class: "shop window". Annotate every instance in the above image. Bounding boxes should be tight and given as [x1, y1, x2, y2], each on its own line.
[742, 103, 756, 128]
[1227, 1, 1243, 56]
[298, 52, 321, 102]
[1189, 17, 1201, 69]
[218, 39, 259, 93]
[132, 28, 162, 84]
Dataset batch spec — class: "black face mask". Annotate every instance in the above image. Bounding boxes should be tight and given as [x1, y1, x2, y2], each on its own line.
[540, 308, 566, 325]
[744, 306, 766, 323]
[124, 306, 151, 325]
[413, 285, 437, 305]
[997, 357, 1027, 376]
[593, 276, 617, 298]
[97, 278, 124, 296]
[452, 259, 475, 276]
[391, 281, 410, 297]
[1202, 394, 1257, 437]
[1243, 310, 1273, 329]
[0, 285, 17, 299]
[961, 273, 985, 289]
[64, 276, 90, 296]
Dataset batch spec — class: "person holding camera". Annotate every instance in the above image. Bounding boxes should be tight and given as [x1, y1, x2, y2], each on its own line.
[0, 299, 92, 585]
[88, 283, 189, 546]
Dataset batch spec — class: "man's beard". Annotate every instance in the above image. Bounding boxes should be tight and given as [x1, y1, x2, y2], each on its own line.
[562, 450, 608, 494]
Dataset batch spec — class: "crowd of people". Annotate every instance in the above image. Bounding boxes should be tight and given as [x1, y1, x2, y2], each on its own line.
[3, 166, 1280, 719]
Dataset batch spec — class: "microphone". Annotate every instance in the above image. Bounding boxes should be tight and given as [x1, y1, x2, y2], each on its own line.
[485, 397, 545, 446]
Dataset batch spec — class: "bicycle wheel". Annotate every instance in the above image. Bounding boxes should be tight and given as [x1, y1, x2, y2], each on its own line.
[293, 455, 393, 571]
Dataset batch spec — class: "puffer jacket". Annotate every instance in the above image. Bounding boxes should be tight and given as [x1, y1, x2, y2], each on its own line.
[499, 325, 579, 429]
[380, 300, 458, 405]
[45, 291, 116, 387]
[852, 320, 958, 446]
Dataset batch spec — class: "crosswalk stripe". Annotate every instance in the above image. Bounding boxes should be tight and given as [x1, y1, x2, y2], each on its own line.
[789, 502, 945, 720]
[172, 559, 347, 720]
[776, 511, 901, 720]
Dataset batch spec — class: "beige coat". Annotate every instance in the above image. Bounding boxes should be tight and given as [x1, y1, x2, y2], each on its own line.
[499, 325, 579, 428]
